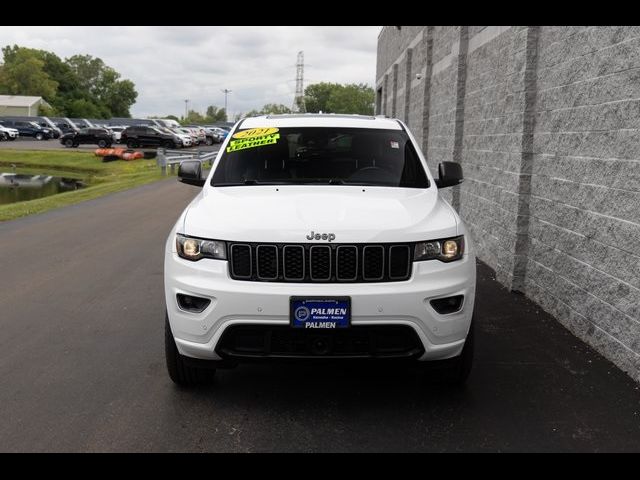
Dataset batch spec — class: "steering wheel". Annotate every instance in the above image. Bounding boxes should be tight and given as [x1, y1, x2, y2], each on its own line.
[347, 166, 391, 183]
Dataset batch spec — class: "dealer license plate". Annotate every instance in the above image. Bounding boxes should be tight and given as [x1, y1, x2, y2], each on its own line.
[290, 297, 351, 329]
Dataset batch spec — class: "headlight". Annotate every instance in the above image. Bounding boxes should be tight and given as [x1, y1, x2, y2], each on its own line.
[414, 236, 464, 262]
[176, 234, 227, 261]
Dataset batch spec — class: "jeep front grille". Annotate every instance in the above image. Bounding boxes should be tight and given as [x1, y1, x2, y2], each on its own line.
[227, 242, 412, 283]
[216, 324, 424, 359]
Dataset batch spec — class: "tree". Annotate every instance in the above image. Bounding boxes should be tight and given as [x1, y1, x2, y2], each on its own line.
[304, 82, 340, 113]
[38, 49, 79, 113]
[206, 105, 227, 122]
[103, 78, 137, 117]
[0, 44, 138, 118]
[304, 82, 375, 115]
[38, 104, 57, 116]
[183, 110, 207, 124]
[241, 103, 292, 118]
[65, 55, 106, 93]
[66, 54, 138, 118]
[66, 98, 104, 118]
[260, 103, 292, 115]
[4, 46, 80, 115]
[325, 83, 375, 115]
[0, 46, 58, 100]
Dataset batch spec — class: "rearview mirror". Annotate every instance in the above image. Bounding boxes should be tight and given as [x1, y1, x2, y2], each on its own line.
[435, 161, 463, 188]
[178, 160, 205, 187]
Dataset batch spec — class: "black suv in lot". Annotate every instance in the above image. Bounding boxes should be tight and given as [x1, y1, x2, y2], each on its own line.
[60, 128, 115, 148]
[121, 126, 181, 149]
[0, 120, 53, 140]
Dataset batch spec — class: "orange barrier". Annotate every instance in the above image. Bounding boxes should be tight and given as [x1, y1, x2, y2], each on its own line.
[94, 148, 142, 161]
[121, 151, 144, 161]
[95, 148, 126, 157]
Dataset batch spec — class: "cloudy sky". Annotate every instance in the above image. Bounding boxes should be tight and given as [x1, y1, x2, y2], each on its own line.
[0, 26, 381, 119]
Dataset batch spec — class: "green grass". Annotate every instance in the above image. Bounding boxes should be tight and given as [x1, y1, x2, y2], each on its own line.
[0, 149, 168, 222]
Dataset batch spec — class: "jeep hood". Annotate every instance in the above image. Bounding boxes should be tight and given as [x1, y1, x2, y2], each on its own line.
[182, 185, 458, 243]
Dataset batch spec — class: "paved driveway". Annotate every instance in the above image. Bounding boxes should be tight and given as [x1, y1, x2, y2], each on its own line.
[0, 179, 638, 452]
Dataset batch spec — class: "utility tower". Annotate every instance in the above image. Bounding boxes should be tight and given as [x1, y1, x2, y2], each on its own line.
[293, 51, 306, 113]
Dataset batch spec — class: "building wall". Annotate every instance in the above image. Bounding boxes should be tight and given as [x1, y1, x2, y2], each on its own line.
[376, 25, 640, 382]
[459, 26, 525, 287]
[0, 106, 30, 116]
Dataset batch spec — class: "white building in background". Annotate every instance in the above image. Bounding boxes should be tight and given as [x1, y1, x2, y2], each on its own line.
[0, 95, 52, 116]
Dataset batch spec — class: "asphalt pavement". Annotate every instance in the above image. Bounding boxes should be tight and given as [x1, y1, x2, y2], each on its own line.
[0, 179, 639, 452]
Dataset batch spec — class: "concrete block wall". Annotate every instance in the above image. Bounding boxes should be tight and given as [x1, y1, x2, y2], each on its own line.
[525, 26, 640, 378]
[376, 26, 640, 382]
[459, 26, 525, 287]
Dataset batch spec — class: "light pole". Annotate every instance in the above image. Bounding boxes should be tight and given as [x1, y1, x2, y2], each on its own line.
[221, 89, 232, 118]
[184, 99, 189, 121]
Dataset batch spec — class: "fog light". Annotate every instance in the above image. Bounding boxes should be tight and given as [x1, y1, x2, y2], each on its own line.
[177, 293, 211, 313]
[430, 295, 464, 314]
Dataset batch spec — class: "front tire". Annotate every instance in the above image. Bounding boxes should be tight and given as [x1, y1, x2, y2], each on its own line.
[205, 136, 214, 146]
[445, 320, 474, 384]
[424, 320, 474, 386]
[165, 313, 216, 387]
[35, 132, 44, 141]
[64, 139, 74, 148]
[127, 140, 138, 149]
[98, 139, 108, 148]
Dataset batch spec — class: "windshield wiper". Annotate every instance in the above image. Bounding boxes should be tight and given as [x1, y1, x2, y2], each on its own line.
[300, 178, 346, 185]
[212, 180, 260, 186]
[212, 179, 306, 187]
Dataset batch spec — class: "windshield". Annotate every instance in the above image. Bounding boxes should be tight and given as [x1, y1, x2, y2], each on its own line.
[211, 127, 429, 188]
[42, 118, 57, 129]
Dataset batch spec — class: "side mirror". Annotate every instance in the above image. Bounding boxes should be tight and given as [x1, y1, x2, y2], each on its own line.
[178, 160, 205, 187]
[435, 161, 463, 188]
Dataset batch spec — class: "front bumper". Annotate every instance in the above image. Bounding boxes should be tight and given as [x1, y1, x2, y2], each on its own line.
[165, 243, 476, 362]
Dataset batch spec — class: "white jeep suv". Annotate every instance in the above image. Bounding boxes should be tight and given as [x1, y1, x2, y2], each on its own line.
[164, 114, 476, 386]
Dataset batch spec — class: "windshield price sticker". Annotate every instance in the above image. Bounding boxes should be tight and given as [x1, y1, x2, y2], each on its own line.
[227, 127, 280, 152]
[232, 127, 279, 139]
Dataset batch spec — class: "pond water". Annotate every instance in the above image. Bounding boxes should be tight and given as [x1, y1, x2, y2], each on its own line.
[0, 173, 86, 205]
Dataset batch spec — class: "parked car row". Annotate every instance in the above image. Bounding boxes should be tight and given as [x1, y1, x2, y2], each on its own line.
[0, 114, 233, 148]
[0, 119, 54, 140]
[119, 125, 230, 149]
[58, 125, 228, 150]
